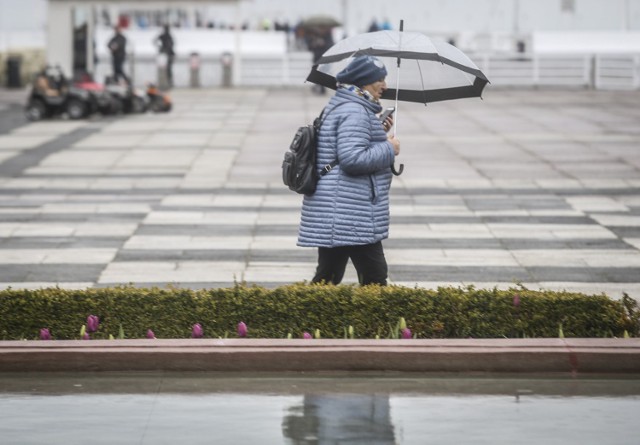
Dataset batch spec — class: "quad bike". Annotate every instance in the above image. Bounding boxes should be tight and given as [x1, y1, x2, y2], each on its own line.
[106, 82, 149, 114]
[146, 84, 172, 113]
[25, 66, 94, 121]
[76, 75, 148, 115]
[74, 75, 120, 115]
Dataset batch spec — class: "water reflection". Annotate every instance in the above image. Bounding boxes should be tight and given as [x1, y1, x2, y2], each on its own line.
[283, 394, 395, 444]
[2, 373, 640, 444]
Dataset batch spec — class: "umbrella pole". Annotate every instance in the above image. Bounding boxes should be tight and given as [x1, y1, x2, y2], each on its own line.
[391, 20, 404, 176]
[393, 20, 403, 138]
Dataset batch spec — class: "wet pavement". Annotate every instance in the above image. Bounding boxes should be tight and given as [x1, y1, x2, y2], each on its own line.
[1, 372, 639, 444]
[0, 86, 640, 299]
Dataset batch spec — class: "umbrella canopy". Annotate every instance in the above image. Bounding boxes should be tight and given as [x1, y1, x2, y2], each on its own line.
[301, 15, 342, 29]
[306, 30, 489, 104]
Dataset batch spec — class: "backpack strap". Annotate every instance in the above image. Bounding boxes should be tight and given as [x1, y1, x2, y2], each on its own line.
[315, 102, 354, 177]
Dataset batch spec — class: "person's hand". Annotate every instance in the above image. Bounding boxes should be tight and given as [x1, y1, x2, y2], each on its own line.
[388, 135, 400, 156]
[382, 115, 394, 133]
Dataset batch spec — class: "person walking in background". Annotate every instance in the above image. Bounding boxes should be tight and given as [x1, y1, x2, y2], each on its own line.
[107, 25, 129, 84]
[155, 24, 175, 87]
[305, 25, 334, 94]
[297, 56, 400, 286]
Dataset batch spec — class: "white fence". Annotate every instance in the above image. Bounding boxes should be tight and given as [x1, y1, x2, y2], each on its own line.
[477, 53, 640, 90]
[95, 51, 640, 91]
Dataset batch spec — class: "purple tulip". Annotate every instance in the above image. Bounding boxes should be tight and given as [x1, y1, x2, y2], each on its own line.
[39, 328, 51, 340]
[401, 328, 412, 339]
[513, 294, 521, 308]
[303, 332, 312, 339]
[86, 315, 99, 333]
[237, 321, 248, 338]
[146, 329, 156, 339]
[82, 333, 90, 340]
[191, 323, 203, 338]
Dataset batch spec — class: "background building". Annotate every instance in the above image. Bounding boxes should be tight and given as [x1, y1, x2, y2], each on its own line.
[2, 0, 640, 88]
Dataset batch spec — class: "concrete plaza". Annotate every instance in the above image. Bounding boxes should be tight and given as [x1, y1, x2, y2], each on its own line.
[0, 86, 639, 299]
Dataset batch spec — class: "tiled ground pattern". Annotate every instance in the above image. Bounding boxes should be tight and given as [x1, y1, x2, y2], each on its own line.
[1, 88, 639, 299]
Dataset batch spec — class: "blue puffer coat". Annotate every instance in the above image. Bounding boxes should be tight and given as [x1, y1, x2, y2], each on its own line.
[297, 88, 396, 247]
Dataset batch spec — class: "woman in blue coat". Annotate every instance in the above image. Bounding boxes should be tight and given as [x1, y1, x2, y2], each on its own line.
[298, 55, 401, 285]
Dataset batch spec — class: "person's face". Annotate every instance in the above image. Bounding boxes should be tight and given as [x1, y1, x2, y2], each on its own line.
[362, 78, 387, 100]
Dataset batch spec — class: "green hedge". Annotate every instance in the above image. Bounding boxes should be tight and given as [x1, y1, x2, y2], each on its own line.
[0, 284, 638, 340]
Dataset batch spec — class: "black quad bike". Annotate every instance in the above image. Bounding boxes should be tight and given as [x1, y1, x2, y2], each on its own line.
[104, 78, 149, 114]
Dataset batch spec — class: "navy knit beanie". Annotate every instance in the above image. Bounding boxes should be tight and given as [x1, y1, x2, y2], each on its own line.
[336, 55, 388, 87]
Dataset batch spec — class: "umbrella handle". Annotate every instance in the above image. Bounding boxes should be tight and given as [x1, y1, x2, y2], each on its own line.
[392, 163, 404, 176]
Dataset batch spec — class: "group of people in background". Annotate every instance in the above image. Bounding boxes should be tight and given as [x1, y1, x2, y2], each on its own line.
[105, 17, 392, 90]
[107, 24, 175, 88]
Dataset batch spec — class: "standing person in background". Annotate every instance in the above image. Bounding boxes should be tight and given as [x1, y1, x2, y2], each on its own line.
[297, 56, 400, 286]
[306, 26, 334, 95]
[155, 24, 176, 87]
[107, 25, 129, 84]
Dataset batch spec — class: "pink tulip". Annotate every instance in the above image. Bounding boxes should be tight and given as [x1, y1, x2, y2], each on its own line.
[82, 333, 90, 340]
[401, 328, 412, 339]
[191, 323, 203, 338]
[303, 332, 312, 339]
[86, 315, 99, 333]
[237, 321, 248, 338]
[39, 328, 51, 340]
[513, 294, 521, 308]
[146, 329, 156, 339]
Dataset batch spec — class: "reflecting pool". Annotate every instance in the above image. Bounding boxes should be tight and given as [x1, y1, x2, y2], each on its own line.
[1, 372, 639, 444]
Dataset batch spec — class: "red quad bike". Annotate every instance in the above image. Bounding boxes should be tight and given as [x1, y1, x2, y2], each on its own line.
[25, 66, 94, 121]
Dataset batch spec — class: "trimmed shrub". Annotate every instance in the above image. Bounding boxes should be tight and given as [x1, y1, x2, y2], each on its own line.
[0, 284, 637, 340]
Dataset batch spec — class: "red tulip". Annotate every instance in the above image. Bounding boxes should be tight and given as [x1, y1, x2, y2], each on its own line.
[513, 294, 521, 308]
[191, 323, 203, 338]
[86, 315, 99, 333]
[237, 321, 247, 338]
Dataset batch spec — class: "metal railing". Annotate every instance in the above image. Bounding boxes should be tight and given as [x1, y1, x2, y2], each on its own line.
[95, 51, 640, 91]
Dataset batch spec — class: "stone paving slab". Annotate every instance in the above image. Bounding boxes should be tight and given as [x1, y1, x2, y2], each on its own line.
[0, 87, 639, 299]
[1, 339, 639, 374]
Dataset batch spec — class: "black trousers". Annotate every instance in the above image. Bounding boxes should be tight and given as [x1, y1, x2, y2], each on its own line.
[312, 241, 388, 286]
[112, 57, 129, 84]
[166, 54, 174, 86]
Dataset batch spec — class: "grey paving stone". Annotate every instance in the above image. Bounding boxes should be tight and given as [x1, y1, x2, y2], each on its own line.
[114, 250, 249, 262]
[0, 104, 28, 135]
[388, 266, 533, 282]
[0, 236, 126, 249]
[464, 198, 571, 211]
[0, 264, 104, 282]
[385, 239, 504, 249]
[0, 213, 146, 222]
[608, 227, 640, 238]
[0, 127, 102, 177]
[526, 267, 640, 283]
[135, 225, 255, 236]
[479, 215, 595, 225]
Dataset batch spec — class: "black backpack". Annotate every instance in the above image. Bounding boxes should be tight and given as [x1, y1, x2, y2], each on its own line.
[282, 103, 347, 195]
